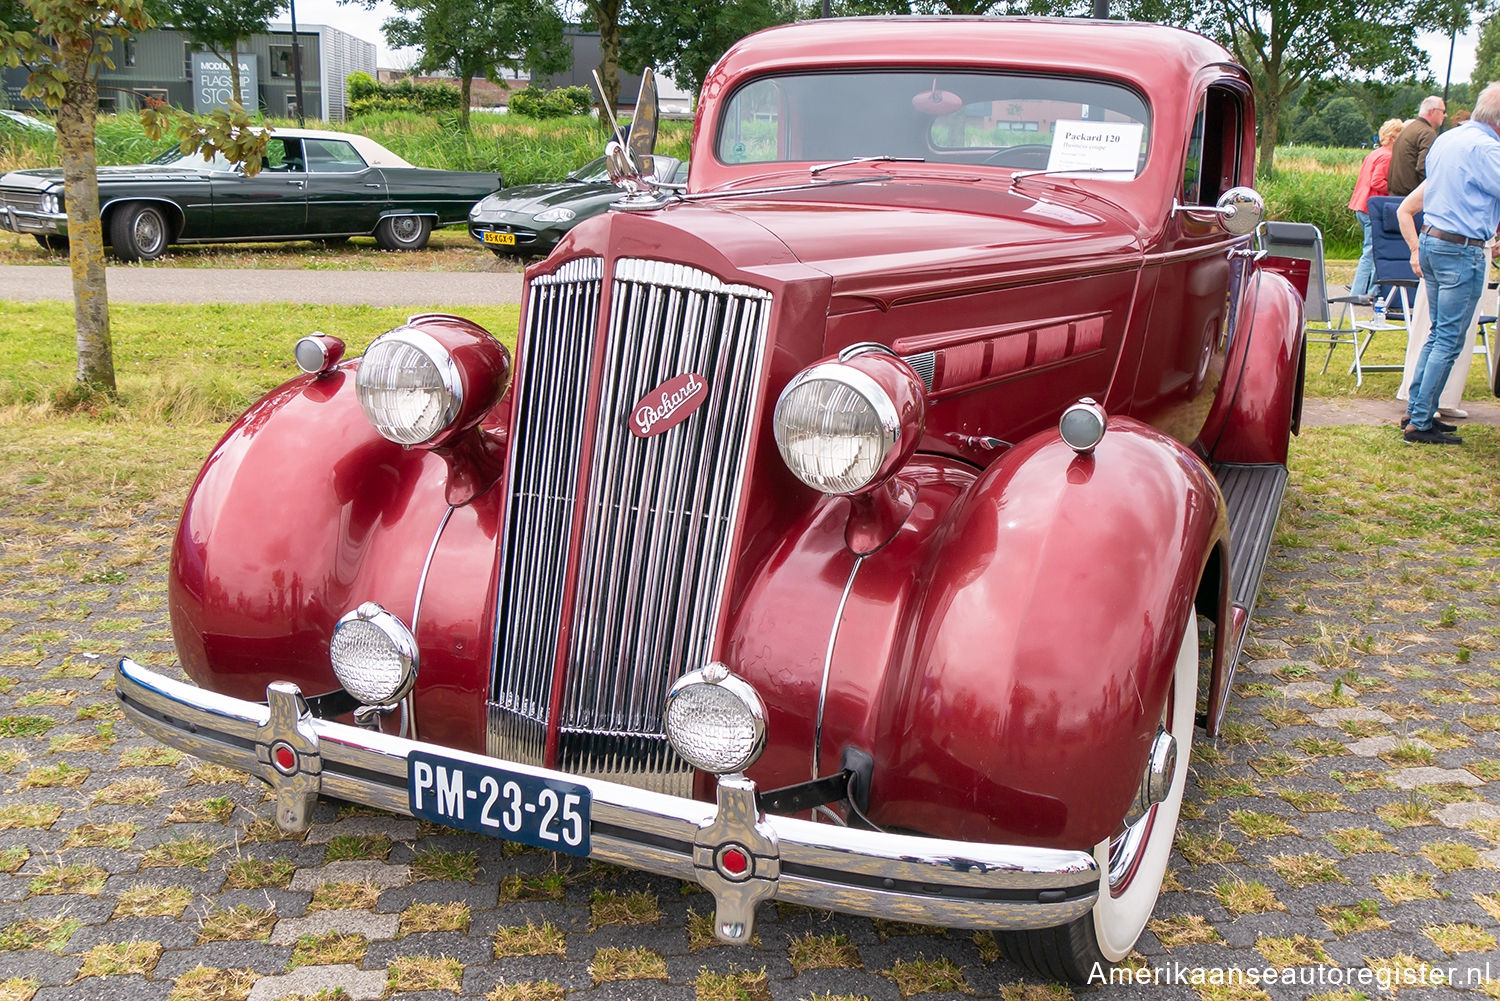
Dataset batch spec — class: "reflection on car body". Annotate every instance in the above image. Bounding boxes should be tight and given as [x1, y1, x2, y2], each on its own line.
[0, 127, 502, 260]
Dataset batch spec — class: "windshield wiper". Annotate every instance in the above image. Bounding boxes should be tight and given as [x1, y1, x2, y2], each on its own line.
[1010, 166, 1135, 185]
[810, 155, 925, 177]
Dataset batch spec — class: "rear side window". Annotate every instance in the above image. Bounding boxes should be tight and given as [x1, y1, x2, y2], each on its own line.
[304, 139, 369, 173]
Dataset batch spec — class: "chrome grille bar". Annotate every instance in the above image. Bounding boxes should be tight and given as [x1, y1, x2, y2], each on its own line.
[489, 255, 772, 795]
[490, 257, 603, 765]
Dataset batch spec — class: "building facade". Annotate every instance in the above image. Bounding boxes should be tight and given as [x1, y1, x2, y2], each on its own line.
[2, 24, 375, 123]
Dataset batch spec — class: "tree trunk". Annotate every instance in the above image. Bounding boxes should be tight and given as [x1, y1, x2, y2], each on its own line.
[593, 0, 621, 118]
[211, 42, 244, 107]
[56, 41, 114, 392]
[460, 74, 472, 132]
[1257, 89, 1280, 176]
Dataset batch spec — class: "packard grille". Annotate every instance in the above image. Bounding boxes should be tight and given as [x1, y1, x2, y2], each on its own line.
[489, 257, 773, 794]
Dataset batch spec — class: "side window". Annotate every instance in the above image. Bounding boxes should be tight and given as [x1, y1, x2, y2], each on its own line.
[718, 79, 782, 163]
[1182, 85, 1243, 207]
[304, 139, 369, 173]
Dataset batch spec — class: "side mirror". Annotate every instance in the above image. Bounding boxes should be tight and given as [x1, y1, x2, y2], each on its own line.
[1172, 186, 1264, 236]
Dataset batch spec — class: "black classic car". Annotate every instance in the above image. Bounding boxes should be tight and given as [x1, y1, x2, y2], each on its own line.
[0, 128, 502, 261]
[467, 154, 685, 256]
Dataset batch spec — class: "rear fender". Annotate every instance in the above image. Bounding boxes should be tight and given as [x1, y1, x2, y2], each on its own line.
[871, 419, 1226, 849]
[1198, 266, 1304, 464]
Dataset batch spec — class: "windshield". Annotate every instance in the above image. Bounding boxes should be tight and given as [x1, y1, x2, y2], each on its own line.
[150, 147, 237, 172]
[571, 157, 611, 183]
[715, 70, 1150, 179]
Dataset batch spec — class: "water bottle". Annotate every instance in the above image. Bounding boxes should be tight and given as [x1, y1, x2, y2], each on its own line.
[1373, 298, 1386, 325]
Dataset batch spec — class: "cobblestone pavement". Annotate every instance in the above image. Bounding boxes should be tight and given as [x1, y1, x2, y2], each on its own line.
[2, 436, 1500, 1001]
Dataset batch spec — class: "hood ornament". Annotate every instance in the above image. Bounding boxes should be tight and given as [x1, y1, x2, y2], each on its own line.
[594, 67, 671, 209]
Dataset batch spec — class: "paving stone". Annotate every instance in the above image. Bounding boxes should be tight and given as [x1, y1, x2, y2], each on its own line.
[34, 974, 172, 1001]
[1387, 766, 1484, 790]
[1245, 658, 1296, 675]
[246, 964, 387, 1001]
[289, 859, 411, 891]
[267, 908, 400, 944]
[1312, 707, 1397, 728]
[305, 815, 419, 844]
[1284, 682, 1333, 698]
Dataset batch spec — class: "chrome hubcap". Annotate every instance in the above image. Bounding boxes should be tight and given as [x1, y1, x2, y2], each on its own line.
[392, 217, 419, 241]
[134, 212, 163, 253]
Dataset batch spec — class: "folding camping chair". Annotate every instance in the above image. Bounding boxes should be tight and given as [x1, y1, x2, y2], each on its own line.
[1345, 195, 1421, 385]
[1261, 221, 1367, 376]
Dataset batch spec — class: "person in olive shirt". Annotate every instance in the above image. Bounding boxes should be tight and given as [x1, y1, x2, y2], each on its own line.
[1389, 96, 1447, 196]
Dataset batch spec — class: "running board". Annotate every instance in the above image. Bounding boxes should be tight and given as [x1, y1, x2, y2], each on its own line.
[1207, 462, 1289, 731]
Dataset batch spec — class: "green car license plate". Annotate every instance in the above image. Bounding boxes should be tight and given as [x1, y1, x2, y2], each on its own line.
[483, 231, 516, 246]
[408, 750, 590, 856]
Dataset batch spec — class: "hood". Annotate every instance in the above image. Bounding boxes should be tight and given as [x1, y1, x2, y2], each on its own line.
[1, 165, 209, 191]
[473, 181, 620, 219]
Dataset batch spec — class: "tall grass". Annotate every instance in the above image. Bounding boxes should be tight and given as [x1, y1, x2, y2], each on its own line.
[3, 114, 1367, 254]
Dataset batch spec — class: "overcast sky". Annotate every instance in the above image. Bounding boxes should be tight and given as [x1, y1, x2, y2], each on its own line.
[282, 2, 1482, 95]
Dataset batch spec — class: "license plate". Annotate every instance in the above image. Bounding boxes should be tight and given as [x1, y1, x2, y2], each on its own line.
[407, 750, 590, 856]
[483, 231, 516, 246]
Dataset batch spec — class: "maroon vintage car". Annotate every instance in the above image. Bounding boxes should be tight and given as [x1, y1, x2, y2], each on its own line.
[117, 17, 1304, 981]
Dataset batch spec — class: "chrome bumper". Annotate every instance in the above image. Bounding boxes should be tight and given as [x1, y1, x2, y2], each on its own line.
[116, 659, 1099, 942]
[0, 206, 65, 235]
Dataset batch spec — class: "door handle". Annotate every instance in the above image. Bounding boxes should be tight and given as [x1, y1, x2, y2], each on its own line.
[288, 179, 305, 187]
[363, 183, 382, 188]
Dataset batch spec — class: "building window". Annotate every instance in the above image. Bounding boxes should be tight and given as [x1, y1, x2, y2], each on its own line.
[270, 45, 299, 79]
[184, 41, 194, 80]
[124, 37, 137, 67]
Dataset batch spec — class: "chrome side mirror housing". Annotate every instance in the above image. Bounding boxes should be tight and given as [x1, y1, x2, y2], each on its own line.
[1171, 185, 1264, 236]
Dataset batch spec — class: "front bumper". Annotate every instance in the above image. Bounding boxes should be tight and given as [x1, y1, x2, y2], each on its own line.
[0, 205, 65, 235]
[117, 659, 1099, 942]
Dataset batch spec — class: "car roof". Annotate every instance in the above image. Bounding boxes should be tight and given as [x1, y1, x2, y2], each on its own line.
[271, 128, 414, 168]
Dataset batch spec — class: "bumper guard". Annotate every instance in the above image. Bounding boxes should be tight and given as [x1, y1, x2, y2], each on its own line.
[117, 659, 1099, 942]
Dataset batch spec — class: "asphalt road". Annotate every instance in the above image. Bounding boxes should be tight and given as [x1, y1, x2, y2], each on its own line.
[0, 263, 525, 306]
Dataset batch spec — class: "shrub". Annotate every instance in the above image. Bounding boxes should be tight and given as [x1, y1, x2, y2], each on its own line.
[345, 74, 461, 118]
[509, 86, 592, 119]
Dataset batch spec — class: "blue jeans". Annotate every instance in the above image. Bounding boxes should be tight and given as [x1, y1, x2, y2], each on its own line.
[1350, 210, 1375, 296]
[1406, 234, 1487, 431]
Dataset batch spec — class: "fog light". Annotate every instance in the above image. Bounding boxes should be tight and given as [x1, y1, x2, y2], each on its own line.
[1060, 397, 1107, 454]
[664, 663, 766, 775]
[295, 333, 346, 375]
[329, 602, 418, 706]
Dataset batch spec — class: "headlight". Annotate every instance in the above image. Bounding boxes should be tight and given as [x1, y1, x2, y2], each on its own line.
[773, 347, 926, 495]
[1059, 397, 1107, 454]
[41, 193, 60, 214]
[664, 663, 766, 775]
[357, 327, 462, 445]
[329, 602, 418, 706]
[533, 207, 576, 223]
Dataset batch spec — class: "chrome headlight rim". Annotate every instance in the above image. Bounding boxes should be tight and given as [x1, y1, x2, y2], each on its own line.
[329, 601, 419, 706]
[356, 326, 464, 446]
[1059, 397, 1107, 454]
[773, 360, 908, 496]
[664, 663, 767, 776]
[533, 206, 577, 223]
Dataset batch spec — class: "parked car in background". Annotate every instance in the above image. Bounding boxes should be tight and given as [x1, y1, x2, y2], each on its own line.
[0, 128, 501, 260]
[468, 154, 685, 256]
[118, 17, 1305, 983]
[0, 109, 56, 134]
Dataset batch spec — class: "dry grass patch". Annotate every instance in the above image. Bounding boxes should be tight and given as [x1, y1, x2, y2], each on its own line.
[223, 857, 295, 889]
[883, 956, 970, 997]
[1256, 934, 1330, 967]
[77, 940, 162, 977]
[1194, 984, 1271, 1001]
[410, 847, 477, 881]
[788, 932, 861, 971]
[1375, 797, 1436, 829]
[1149, 914, 1221, 948]
[188, 763, 245, 785]
[309, 879, 381, 911]
[287, 931, 367, 969]
[0, 848, 27, 873]
[696, 967, 772, 1001]
[589, 889, 660, 929]
[492, 921, 566, 958]
[1424, 922, 1496, 953]
[1176, 830, 1241, 866]
[1364, 954, 1440, 994]
[0, 804, 60, 830]
[0, 980, 38, 1001]
[142, 834, 222, 869]
[590, 945, 668, 983]
[167, 796, 234, 824]
[196, 905, 276, 942]
[28, 862, 107, 895]
[1230, 810, 1297, 840]
[114, 883, 192, 918]
[18, 761, 88, 788]
[1330, 769, 1391, 792]
[239, 817, 304, 842]
[1413, 725, 1472, 750]
[0, 916, 80, 952]
[117, 746, 184, 767]
[387, 955, 463, 993]
[322, 833, 390, 861]
[14, 688, 76, 707]
[497, 871, 566, 901]
[63, 822, 138, 850]
[486, 983, 564, 1001]
[0, 716, 57, 738]
[166, 965, 256, 1001]
[1280, 788, 1343, 813]
[1214, 879, 1285, 915]
[1321, 898, 1392, 934]
[91, 777, 164, 805]
[1421, 839, 1486, 873]
[49, 724, 116, 753]
[1325, 827, 1396, 855]
[400, 901, 471, 934]
[1269, 854, 1347, 887]
[1374, 870, 1440, 903]
[998, 984, 1074, 1001]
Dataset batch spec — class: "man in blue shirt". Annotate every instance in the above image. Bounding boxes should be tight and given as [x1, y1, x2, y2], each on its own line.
[1396, 83, 1500, 444]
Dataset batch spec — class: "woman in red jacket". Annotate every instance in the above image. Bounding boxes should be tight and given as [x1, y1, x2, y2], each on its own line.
[1349, 118, 1404, 296]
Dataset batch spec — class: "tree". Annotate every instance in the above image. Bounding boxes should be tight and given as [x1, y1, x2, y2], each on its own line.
[1476, 9, 1500, 90]
[1321, 95, 1375, 146]
[0, 0, 151, 393]
[586, 0, 622, 116]
[382, 0, 569, 131]
[620, 0, 797, 97]
[169, 0, 283, 108]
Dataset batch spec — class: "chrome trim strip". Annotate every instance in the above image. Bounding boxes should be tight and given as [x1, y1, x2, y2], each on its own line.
[813, 555, 863, 784]
[118, 658, 1099, 934]
[407, 504, 454, 743]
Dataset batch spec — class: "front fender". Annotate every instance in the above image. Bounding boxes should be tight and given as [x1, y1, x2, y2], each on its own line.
[871, 419, 1225, 849]
[1199, 267, 1304, 464]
